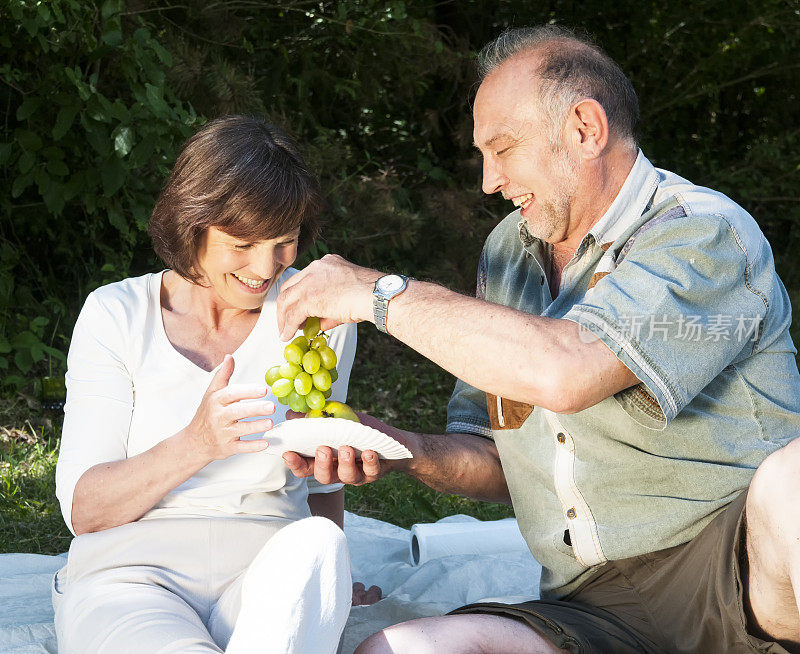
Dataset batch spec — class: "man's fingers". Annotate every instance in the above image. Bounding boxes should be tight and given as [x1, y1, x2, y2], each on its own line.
[360, 450, 382, 480]
[282, 451, 314, 478]
[217, 384, 269, 405]
[206, 354, 235, 394]
[313, 446, 338, 485]
[336, 445, 365, 485]
[233, 418, 273, 438]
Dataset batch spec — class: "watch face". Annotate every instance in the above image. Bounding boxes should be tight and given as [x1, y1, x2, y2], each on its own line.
[378, 275, 405, 293]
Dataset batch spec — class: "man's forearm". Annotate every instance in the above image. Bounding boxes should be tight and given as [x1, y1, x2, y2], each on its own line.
[384, 280, 635, 411]
[396, 431, 511, 504]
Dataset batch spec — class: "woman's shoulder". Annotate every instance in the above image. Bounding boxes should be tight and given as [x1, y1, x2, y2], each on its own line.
[83, 271, 162, 324]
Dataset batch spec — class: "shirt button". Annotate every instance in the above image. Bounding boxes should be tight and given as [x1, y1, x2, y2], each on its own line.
[567, 507, 577, 519]
[557, 432, 566, 444]
[540, 277, 544, 286]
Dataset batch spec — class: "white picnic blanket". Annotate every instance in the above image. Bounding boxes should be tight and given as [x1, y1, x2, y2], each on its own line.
[0, 512, 542, 654]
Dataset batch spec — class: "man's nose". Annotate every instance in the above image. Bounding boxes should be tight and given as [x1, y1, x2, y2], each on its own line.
[482, 156, 507, 195]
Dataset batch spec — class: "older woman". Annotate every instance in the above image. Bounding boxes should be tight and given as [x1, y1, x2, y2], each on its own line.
[53, 116, 358, 653]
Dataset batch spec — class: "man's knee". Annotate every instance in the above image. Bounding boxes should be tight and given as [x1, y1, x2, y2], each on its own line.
[748, 438, 800, 527]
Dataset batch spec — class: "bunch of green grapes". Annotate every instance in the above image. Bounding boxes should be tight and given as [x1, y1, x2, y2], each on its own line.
[265, 317, 339, 413]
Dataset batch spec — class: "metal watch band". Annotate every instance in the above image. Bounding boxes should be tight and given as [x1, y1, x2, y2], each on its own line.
[373, 274, 410, 334]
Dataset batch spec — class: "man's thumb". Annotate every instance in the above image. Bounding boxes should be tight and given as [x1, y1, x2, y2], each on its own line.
[207, 354, 235, 393]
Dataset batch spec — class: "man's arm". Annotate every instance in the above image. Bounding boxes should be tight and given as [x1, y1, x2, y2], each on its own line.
[277, 255, 638, 413]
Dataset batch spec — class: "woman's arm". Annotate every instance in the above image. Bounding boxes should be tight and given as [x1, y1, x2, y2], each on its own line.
[70, 355, 274, 535]
[307, 488, 344, 529]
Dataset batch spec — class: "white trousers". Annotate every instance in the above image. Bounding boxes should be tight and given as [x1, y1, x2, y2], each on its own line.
[52, 516, 352, 654]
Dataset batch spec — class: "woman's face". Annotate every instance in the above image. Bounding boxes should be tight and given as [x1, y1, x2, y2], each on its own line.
[194, 226, 300, 310]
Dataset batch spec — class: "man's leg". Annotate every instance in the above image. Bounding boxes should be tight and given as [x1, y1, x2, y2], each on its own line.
[745, 436, 800, 646]
[355, 614, 568, 654]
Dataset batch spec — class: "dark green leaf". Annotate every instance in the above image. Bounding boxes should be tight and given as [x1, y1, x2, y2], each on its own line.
[16, 98, 42, 121]
[100, 159, 125, 196]
[52, 105, 80, 140]
[16, 130, 43, 152]
[112, 125, 134, 157]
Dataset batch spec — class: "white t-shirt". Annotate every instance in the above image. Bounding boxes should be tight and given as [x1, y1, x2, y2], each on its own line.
[56, 269, 356, 535]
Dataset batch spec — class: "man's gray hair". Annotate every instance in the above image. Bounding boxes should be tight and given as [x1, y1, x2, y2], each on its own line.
[477, 26, 639, 148]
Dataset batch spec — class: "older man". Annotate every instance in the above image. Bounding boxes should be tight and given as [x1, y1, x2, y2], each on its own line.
[277, 26, 800, 653]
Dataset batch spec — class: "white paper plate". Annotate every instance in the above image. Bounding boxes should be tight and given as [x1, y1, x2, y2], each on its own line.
[264, 417, 413, 460]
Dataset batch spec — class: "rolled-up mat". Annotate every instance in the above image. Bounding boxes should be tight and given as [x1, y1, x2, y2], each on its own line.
[409, 518, 529, 565]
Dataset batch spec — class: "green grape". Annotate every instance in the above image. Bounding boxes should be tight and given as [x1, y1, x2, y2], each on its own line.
[294, 371, 313, 395]
[279, 361, 302, 379]
[303, 316, 321, 340]
[277, 394, 289, 405]
[265, 366, 282, 386]
[302, 350, 321, 374]
[310, 335, 327, 350]
[323, 388, 332, 399]
[291, 336, 310, 352]
[318, 346, 337, 370]
[287, 390, 308, 413]
[284, 343, 304, 364]
[306, 389, 325, 411]
[329, 367, 339, 383]
[271, 377, 293, 398]
[312, 368, 332, 392]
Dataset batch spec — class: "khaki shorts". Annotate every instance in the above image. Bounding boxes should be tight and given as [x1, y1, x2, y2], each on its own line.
[450, 491, 789, 653]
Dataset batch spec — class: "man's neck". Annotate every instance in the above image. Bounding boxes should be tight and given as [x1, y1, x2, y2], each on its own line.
[562, 146, 638, 252]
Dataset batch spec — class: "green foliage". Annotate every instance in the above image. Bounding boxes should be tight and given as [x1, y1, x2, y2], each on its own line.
[1, 0, 200, 389]
[1, 0, 799, 391]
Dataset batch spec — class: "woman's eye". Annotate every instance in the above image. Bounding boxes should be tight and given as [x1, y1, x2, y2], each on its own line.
[495, 147, 509, 156]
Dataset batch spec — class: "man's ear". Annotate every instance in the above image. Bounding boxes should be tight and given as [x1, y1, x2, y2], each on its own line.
[566, 99, 609, 160]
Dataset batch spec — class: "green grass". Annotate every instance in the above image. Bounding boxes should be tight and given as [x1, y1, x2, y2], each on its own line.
[0, 323, 512, 554]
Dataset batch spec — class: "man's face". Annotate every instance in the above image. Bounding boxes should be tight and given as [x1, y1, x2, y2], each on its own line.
[473, 57, 578, 244]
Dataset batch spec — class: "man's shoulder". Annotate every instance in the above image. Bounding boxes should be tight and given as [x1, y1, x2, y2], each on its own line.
[652, 168, 766, 263]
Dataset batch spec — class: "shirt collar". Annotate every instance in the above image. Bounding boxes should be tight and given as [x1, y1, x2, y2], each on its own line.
[587, 149, 660, 248]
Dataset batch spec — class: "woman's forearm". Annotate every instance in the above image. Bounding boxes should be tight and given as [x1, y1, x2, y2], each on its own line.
[70, 429, 212, 535]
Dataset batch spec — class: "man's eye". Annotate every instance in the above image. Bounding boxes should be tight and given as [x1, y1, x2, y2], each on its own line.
[234, 243, 254, 250]
[495, 147, 510, 156]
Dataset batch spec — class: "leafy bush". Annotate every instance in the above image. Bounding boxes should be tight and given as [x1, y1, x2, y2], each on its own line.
[1, 0, 798, 393]
[1, 0, 199, 388]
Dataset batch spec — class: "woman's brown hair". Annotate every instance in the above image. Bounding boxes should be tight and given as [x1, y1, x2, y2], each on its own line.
[148, 116, 323, 282]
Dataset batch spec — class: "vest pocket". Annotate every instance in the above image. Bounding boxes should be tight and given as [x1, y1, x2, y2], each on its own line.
[485, 392, 534, 430]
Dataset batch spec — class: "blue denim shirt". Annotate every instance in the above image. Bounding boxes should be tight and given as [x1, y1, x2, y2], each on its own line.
[447, 150, 800, 598]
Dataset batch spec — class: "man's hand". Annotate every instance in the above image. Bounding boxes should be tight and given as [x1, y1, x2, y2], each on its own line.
[281, 411, 416, 485]
[277, 254, 382, 341]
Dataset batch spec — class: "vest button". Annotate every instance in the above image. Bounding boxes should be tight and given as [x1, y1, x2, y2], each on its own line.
[557, 432, 566, 444]
[566, 507, 577, 519]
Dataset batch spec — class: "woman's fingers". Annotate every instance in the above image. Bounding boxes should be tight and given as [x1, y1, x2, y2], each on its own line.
[235, 438, 269, 454]
[225, 400, 275, 422]
[232, 417, 273, 438]
[216, 383, 269, 405]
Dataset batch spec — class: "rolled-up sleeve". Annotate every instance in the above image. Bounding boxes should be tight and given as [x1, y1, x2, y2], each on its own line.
[446, 378, 492, 438]
[56, 293, 133, 535]
[564, 214, 769, 427]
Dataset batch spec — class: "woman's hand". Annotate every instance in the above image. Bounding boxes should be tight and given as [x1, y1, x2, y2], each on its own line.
[185, 354, 275, 462]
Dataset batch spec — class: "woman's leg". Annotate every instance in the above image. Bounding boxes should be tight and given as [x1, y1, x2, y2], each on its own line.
[55, 570, 223, 654]
[210, 516, 352, 654]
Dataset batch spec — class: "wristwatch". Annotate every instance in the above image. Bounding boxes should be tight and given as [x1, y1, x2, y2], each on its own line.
[373, 274, 411, 333]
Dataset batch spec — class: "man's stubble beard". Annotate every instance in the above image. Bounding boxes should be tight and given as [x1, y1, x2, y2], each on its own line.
[525, 141, 578, 243]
